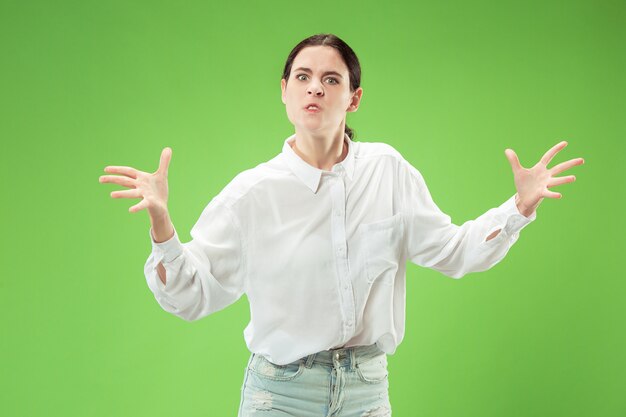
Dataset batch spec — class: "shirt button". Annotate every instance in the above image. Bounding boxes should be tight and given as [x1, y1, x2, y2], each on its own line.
[335, 352, 340, 360]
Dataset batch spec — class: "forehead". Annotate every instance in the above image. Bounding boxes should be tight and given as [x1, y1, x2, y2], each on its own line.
[292, 46, 348, 74]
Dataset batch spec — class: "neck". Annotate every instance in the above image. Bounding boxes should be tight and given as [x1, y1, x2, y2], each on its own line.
[291, 127, 348, 171]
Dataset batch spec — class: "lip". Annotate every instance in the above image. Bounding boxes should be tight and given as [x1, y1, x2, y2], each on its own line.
[303, 103, 322, 113]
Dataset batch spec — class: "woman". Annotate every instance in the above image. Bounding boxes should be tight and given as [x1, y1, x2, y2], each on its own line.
[99, 33, 583, 416]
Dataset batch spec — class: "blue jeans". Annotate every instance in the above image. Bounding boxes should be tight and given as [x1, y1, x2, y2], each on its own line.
[238, 344, 392, 416]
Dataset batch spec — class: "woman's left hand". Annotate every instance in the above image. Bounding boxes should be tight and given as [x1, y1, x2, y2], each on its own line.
[505, 141, 584, 218]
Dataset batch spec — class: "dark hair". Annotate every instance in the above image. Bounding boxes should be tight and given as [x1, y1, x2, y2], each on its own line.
[281, 33, 361, 140]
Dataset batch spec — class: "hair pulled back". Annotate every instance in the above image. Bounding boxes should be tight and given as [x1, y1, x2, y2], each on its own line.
[281, 33, 361, 140]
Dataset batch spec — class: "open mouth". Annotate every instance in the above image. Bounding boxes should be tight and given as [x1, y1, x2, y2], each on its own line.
[304, 105, 321, 113]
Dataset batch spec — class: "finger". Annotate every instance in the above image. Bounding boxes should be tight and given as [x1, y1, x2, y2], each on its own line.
[505, 148, 522, 171]
[157, 147, 172, 176]
[542, 189, 562, 199]
[99, 175, 135, 188]
[549, 157, 584, 176]
[111, 189, 142, 199]
[547, 175, 576, 188]
[104, 166, 139, 179]
[540, 141, 568, 166]
[129, 199, 149, 213]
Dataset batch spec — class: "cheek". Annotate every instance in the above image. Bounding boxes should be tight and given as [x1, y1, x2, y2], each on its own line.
[284, 101, 298, 124]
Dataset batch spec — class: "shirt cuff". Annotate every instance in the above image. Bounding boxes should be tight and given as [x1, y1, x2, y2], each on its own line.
[149, 227, 184, 264]
[498, 194, 536, 236]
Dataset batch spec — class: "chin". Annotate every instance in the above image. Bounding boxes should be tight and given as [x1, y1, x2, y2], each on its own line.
[297, 120, 325, 131]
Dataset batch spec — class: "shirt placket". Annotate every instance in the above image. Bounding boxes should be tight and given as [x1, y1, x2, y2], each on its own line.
[329, 167, 355, 343]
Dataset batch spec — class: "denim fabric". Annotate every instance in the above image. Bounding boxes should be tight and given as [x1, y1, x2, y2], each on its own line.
[238, 344, 391, 416]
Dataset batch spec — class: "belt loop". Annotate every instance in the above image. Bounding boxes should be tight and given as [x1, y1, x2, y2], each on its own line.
[349, 347, 356, 371]
[305, 352, 316, 368]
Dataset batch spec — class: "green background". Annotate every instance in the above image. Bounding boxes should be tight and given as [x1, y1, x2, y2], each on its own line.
[1, 0, 624, 416]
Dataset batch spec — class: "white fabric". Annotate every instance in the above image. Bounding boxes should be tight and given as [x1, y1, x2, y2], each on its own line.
[144, 133, 536, 365]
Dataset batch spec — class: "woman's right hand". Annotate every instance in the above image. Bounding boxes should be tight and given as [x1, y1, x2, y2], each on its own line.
[99, 147, 172, 219]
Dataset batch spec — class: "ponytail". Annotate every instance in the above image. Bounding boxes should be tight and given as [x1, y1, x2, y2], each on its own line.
[345, 124, 355, 140]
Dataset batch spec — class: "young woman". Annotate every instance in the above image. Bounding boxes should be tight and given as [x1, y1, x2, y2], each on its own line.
[100, 33, 583, 417]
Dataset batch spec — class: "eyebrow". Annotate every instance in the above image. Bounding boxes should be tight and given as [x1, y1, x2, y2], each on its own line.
[293, 67, 344, 79]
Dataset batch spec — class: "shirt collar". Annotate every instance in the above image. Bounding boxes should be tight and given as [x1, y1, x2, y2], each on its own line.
[281, 133, 355, 193]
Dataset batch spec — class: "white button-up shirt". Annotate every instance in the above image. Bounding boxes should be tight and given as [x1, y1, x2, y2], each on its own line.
[144, 133, 536, 365]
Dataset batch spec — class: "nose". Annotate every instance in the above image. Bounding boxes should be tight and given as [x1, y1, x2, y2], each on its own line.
[306, 80, 324, 97]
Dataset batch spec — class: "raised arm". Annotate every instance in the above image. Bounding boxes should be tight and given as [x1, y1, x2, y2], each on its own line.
[402, 141, 584, 278]
[100, 147, 174, 284]
[99, 148, 246, 321]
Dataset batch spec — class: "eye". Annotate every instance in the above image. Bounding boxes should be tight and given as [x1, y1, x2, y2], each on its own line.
[296, 74, 308, 81]
[325, 77, 338, 85]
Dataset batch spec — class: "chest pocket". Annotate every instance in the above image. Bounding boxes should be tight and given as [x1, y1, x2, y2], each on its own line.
[360, 213, 405, 286]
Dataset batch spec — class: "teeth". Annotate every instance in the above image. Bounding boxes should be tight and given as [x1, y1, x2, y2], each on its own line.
[307, 106, 318, 110]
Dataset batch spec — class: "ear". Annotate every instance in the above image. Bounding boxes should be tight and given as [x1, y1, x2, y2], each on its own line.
[346, 87, 363, 112]
[281, 79, 287, 104]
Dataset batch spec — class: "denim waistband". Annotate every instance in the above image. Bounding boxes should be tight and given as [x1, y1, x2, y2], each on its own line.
[300, 344, 385, 370]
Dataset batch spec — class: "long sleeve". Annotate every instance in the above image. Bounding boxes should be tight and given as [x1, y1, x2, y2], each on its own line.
[143, 199, 246, 321]
[400, 159, 536, 279]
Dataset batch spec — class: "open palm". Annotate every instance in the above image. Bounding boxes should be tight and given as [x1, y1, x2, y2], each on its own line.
[505, 141, 584, 217]
[99, 147, 172, 217]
